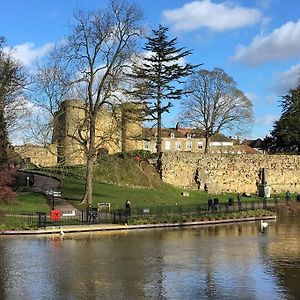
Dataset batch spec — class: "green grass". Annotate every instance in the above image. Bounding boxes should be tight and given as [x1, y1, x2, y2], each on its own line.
[128, 209, 275, 225]
[60, 176, 260, 209]
[0, 193, 49, 212]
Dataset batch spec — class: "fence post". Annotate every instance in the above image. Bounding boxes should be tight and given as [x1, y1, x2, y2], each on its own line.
[36, 212, 46, 228]
[263, 198, 267, 209]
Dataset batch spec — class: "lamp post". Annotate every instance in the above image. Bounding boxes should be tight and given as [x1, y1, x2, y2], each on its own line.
[52, 193, 55, 210]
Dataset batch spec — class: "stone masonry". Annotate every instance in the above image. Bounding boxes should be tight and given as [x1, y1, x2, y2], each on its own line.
[161, 152, 300, 194]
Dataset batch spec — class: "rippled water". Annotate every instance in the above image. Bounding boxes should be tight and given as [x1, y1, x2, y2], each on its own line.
[0, 216, 299, 299]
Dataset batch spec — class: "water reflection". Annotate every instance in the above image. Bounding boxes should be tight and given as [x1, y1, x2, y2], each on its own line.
[0, 218, 299, 299]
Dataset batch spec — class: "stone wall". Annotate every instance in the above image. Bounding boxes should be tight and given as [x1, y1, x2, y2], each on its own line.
[161, 152, 300, 194]
[54, 99, 143, 165]
[15, 144, 57, 167]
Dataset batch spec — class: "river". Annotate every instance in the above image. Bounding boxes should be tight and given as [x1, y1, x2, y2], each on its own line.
[0, 216, 299, 299]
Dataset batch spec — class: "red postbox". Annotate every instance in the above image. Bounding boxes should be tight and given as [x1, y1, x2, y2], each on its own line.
[50, 210, 62, 221]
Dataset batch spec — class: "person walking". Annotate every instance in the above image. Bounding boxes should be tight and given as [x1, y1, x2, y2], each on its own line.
[213, 197, 219, 212]
[125, 200, 131, 216]
[207, 197, 213, 211]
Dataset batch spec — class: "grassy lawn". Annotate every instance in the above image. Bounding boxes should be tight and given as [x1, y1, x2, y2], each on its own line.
[61, 176, 261, 209]
[0, 193, 49, 212]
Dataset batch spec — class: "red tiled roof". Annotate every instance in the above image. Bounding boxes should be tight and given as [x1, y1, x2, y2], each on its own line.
[142, 127, 233, 142]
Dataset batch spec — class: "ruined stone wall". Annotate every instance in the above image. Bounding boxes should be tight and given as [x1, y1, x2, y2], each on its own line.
[161, 152, 300, 194]
[15, 144, 57, 167]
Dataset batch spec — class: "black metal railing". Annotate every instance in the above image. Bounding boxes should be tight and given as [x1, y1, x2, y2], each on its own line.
[0, 198, 279, 229]
[129, 199, 273, 218]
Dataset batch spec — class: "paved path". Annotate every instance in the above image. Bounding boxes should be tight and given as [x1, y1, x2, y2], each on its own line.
[0, 215, 277, 235]
[28, 173, 77, 211]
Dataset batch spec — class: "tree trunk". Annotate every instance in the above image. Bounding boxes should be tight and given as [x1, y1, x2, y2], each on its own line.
[204, 135, 210, 154]
[82, 155, 95, 205]
[81, 115, 96, 205]
[156, 95, 163, 177]
[0, 107, 8, 164]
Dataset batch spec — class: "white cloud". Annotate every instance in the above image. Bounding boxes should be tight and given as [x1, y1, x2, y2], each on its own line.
[5, 42, 53, 66]
[256, 114, 278, 126]
[245, 92, 257, 102]
[162, 0, 262, 32]
[271, 63, 300, 94]
[233, 20, 300, 65]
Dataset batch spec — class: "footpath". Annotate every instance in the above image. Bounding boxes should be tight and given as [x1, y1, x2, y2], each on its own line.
[29, 173, 78, 212]
[1, 215, 277, 235]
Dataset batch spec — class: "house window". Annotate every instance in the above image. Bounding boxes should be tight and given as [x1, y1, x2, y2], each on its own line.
[186, 141, 192, 151]
[176, 141, 181, 150]
[197, 142, 203, 150]
[164, 140, 171, 151]
[143, 140, 150, 150]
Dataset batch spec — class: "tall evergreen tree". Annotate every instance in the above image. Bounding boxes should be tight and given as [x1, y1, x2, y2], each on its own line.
[128, 25, 197, 173]
[264, 86, 300, 153]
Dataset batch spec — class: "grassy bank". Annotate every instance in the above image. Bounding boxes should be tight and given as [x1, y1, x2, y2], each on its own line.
[0, 193, 49, 212]
[127, 209, 275, 225]
[60, 176, 260, 209]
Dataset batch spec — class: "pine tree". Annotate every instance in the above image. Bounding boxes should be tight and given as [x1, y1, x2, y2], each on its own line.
[129, 25, 197, 173]
[264, 86, 300, 153]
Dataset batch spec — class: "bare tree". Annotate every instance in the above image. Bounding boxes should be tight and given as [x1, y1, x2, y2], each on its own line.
[181, 68, 253, 153]
[27, 48, 72, 147]
[50, 0, 144, 204]
[0, 37, 27, 164]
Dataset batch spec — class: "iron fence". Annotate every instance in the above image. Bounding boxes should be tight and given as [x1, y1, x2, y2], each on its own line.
[0, 198, 279, 229]
[0, 209, 126, 229]
[129, 199, 273, 218]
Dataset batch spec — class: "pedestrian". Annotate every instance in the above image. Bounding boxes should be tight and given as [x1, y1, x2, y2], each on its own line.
[207, 197, 213, 211]
[86, 204, 92, 222]
[125, 200, 131, 216]
[213, 197, 219, 212]
[285, 190, 291, 201]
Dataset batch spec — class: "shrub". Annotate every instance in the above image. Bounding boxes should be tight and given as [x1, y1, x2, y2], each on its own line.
[0, 165, 16, 204]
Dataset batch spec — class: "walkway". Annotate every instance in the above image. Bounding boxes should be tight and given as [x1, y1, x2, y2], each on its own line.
[28, 173, 77, 211]
[0, 215, 277, 235]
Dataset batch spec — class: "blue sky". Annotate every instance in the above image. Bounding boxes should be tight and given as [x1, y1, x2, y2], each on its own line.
[1, 0, 300, 139]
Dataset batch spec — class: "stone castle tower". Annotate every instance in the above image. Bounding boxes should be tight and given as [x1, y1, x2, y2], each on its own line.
[53, 99, 143, 165]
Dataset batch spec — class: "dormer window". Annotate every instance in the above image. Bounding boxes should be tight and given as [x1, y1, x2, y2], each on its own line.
[170, 132, 175, 138]
[186, 133, 191, 138]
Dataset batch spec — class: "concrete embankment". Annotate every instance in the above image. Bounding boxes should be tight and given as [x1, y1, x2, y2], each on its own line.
[0, 215, 276, 235]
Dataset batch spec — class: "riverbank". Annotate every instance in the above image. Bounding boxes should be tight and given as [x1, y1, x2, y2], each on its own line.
[0, 215, 276, 235]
